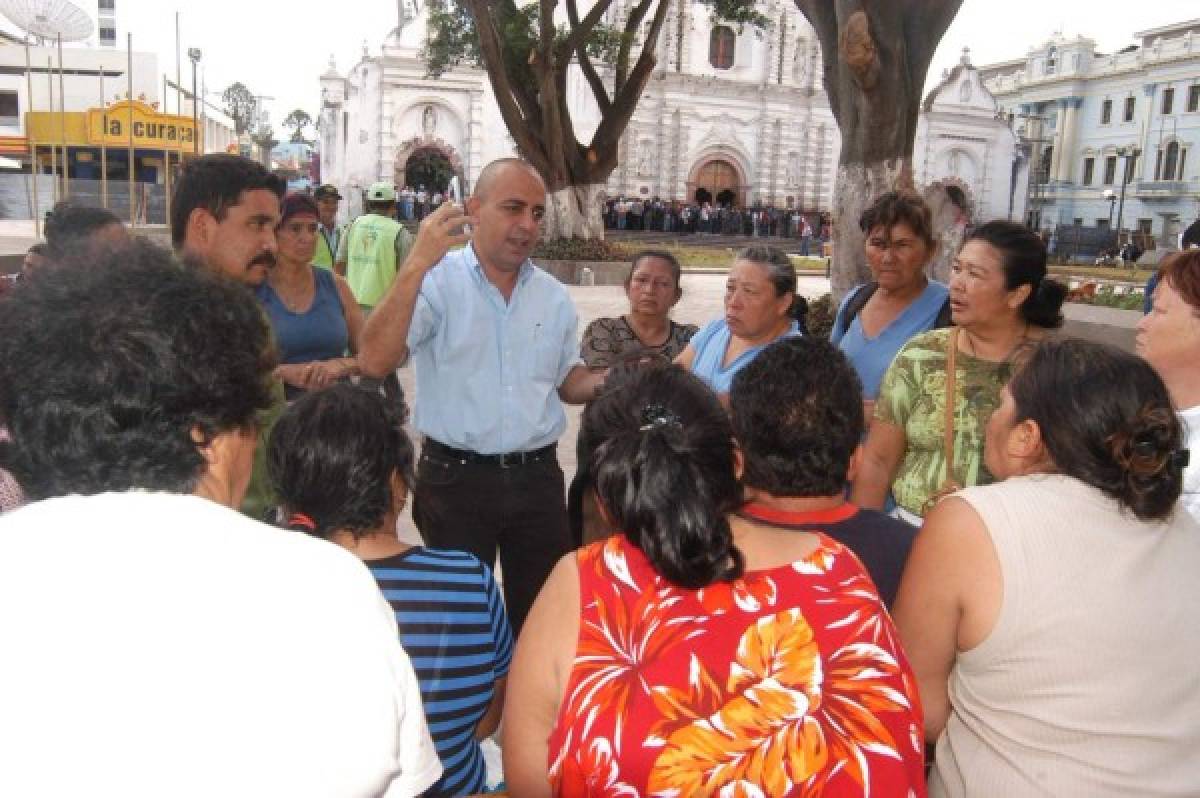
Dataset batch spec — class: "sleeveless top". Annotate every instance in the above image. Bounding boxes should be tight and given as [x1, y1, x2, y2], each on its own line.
[549, 534, 926, 797]
[934, 474, 1200, 797]
[256, 268, 348, 398]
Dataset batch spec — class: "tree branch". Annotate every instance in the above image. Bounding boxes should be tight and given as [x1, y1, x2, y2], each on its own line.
[559, 0, 612, 61]
[615, 0, 655, 96]
[594, 0, 670, 158]
[565, 0, 612, 113]
[463, 0, 548, 174]
[902, 0, 962, 86]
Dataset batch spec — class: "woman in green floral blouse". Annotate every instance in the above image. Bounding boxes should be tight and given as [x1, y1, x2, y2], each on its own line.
[852, 221, 1066, 524]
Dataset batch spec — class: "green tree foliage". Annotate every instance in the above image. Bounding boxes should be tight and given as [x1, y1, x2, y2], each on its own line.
[283, 109, 314, 143]
[420, 0, 767, 195]
[221, 82, 256, 135]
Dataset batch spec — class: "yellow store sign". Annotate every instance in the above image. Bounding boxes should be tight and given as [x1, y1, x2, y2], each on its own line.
[26, 100, 198, 151]
[86, 101, 197, 149]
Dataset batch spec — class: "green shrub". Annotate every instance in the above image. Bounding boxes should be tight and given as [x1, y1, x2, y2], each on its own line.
[1082, 286, 1144, 310]
[807, 293, 836, 340]
[533, 237, 631, 262]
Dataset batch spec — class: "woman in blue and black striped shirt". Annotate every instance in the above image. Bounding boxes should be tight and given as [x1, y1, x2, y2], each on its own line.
[268, 384, 513, 797]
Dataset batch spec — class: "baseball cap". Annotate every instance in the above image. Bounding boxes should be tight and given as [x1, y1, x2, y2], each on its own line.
[367, 182, 396, 202]
[314, 184, 342, 200]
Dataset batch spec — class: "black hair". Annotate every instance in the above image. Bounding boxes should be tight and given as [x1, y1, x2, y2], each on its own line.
[730, 337, 864, 497]
[278, 192, 320, 226]
[366, 199, 395, 214]
[26, 242, 47, 256]
[735, 245, 806, 326]
[967, 220, 1066, 329]
[626, 250, 683, 289]
[858, 191, 936, 249]
[267, 384, 413, 540]
[0, 239, 275, 499]
[170, 153, 286, 247]
[1008, 338, 1183, 521]
[585, 365, 744, 588]
[43, 201, 123, 259]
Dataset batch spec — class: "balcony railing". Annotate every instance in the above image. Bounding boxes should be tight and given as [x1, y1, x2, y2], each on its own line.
[1135, 180, 1190, 197]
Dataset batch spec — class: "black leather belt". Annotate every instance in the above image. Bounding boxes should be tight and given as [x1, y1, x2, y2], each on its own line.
[423, 438, 557, 468]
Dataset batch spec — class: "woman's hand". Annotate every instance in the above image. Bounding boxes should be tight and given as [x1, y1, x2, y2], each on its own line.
[273, 358, 357, 392]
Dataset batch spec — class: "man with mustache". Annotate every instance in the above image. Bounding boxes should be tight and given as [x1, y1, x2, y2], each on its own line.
[171, 153, 287, 520]
[360, 158, 604, 634]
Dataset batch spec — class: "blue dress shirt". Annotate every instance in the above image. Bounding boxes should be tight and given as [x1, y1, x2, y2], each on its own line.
[689, 318, 801, 394]
[407, 244, 581, 454]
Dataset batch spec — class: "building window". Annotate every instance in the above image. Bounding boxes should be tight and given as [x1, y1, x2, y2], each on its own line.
[709, 26, 736, 70]
[1162, 87, 1174, 115]
[1138, 219, 1153, 235]
[1124, 96, 1135, 122]
[1179, 148, 1188, 181]
[98, 0, 114, 9]
[99, 26, 116, 43]
[1096, 219, 1110, 229]
[1082, 157, 1095, 185]
[0, 90, 18, 126]
[1103, 155, 1117, 185]
[1189, 85, 1200, 113]
[1160, 141, 1179, 180]
[1038, 146, 1053, 182]
[1045, 46, 1057, 75]
[1101, 99, 1112, 124]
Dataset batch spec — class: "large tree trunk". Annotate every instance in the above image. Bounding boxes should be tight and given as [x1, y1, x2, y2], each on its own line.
[795, 0, 962, 301]
[544, 183, 606, 240]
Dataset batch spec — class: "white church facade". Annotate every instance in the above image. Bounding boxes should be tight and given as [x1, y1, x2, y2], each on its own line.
[318, 1, 1024, 227]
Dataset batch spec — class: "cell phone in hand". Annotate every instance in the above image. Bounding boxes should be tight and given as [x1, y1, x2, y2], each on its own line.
[448, 176, 471, 235]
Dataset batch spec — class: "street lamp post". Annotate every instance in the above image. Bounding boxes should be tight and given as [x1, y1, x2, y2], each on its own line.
[1102, 188, 1116, 228]
[187, 48, 201, 155]
[1114, 144, 1141, 249]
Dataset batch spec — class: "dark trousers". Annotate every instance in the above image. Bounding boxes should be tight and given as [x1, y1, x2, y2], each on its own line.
[412, 446, 571, 636]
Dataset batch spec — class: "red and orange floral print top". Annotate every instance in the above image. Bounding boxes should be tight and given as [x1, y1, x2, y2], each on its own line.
[548, 527, 926, 797]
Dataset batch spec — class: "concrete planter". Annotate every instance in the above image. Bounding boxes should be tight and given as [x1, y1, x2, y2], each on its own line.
[534, 259, 631, 286]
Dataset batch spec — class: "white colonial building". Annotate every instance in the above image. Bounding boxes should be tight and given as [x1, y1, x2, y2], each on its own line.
[979, 18, 1200, 250]
[318, 0, 1022, 227]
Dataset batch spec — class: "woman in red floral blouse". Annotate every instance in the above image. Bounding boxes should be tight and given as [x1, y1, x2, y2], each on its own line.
[504, 361, 925, 797]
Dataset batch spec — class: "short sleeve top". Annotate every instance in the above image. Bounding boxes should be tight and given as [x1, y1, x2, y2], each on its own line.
[580, 316, 697, 368]
[875, 327, 1012, 516]
[688, 318, 801, 394]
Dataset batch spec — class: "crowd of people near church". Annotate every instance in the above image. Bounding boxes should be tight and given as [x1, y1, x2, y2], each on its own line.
[2, 153, 1199, 797]
[604, 194, 829, 247]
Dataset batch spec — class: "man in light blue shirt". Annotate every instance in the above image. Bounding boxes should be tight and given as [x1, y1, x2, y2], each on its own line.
[361, 158, 604, 633]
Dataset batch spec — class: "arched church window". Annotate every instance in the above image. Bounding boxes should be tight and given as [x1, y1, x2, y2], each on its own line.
[709, 26, 736, 70]
[1045, 46, 1057, 75]
[1038, 146, 1053, 182]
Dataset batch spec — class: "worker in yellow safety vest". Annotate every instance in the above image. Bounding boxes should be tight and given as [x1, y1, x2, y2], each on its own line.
[336, 182, 414, 314]
[312, 184, 345, 271]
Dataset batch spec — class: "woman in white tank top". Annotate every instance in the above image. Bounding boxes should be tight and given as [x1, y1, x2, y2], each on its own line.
[894, 338, 1200, 797]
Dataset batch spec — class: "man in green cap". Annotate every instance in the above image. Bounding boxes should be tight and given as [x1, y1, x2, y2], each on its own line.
[336, 181, 414, 315]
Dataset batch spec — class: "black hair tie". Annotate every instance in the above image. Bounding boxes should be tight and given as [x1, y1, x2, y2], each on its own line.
[639, 403, 682, 432]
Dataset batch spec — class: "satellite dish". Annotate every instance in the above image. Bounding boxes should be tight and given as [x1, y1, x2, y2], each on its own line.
[0, 0, 94, 44]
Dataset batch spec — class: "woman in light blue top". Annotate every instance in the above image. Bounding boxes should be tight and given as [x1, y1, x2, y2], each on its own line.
[830, 191, 950, 403]
[676, 245, 802, 397]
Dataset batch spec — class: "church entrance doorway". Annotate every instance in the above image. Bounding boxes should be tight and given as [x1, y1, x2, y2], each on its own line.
[404, 148, 455, 194]
[688, 157, 744, 207]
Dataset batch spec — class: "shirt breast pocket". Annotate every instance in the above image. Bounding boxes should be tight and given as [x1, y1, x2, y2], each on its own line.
[529, 327, 562, 385]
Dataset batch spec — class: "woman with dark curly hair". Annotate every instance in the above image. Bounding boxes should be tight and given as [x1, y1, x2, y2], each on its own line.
[894, 339, 1200, 797]
[0, 242, 441, 798]
[268, 384, 512, 798]
[504, 365, 925, 797]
